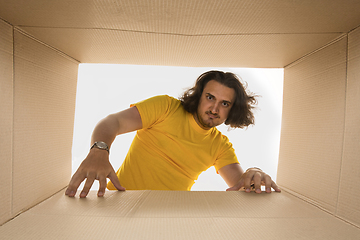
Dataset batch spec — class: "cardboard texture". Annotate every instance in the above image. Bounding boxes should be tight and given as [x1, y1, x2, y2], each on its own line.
[9, 27, 342, 68]
[1, 0, 360, 67]
[337, 26, 360, 227]
[0, 19, 80, 225]
[12, 29, 79, 215]
[0, 19, 13, 226]
[0, 190, 359, 239]
[278, 36, 348, 213]
[278, 30, 360, 228]
[1, 0, 360, 238]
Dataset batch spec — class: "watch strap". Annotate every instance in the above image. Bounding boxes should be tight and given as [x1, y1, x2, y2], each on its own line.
[90, 141, 109, 153]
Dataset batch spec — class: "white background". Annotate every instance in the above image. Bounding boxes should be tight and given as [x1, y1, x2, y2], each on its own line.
[72, 64, 284, 191]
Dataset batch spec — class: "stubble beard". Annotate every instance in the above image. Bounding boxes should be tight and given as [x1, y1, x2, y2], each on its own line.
[197, 111, 220, 129]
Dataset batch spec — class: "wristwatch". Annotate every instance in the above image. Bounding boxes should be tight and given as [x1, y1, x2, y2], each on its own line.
[91, 141, 109, 153]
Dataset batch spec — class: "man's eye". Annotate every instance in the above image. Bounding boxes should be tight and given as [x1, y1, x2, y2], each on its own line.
[222, 102, 229, 107]
[207, 95, 213, 100]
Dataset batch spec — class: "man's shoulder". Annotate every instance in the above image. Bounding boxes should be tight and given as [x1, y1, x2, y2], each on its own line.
[152, 95, 183, 109]
[135, 94, 184, 117]
[133, 95, 177, 107]
[160, 94, 181, 104]
[143, 94, 180, 104]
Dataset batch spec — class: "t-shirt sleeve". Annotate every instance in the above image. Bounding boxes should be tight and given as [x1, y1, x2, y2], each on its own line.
[131, 95, 174, 129]
[213, 136, 239, 173]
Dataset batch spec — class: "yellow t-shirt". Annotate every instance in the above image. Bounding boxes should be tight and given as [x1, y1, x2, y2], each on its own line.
[107, 95, 239, 191]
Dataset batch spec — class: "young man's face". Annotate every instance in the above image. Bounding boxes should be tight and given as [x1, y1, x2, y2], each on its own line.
[194, 80, 235, 130]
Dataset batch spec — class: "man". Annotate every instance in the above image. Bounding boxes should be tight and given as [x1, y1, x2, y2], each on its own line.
[65, 70, 281, 198]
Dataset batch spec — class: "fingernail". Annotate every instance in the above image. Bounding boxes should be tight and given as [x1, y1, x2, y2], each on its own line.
[256, 189, 261, 193]
[246, 188, 250, 192]
[266, 188, 271, 192]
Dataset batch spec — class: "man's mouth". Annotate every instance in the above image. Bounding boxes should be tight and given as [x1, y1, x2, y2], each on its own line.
[206, 111, 219, 119]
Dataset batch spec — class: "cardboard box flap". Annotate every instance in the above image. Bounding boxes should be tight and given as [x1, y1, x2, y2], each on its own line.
[1, 0, 360, 67]
[0, 18, 13, 226]
[0, 190, 359, 239]
[277, 36, 347, 213]
[337, 26, 360, 227]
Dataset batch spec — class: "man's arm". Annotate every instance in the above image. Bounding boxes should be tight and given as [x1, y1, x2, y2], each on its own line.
[218, 163, 281, 193]
[65, 106, 142, 198]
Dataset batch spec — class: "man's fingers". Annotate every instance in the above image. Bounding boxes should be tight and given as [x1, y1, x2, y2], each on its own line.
[243, 172, 254, 193]
[226, 179, 244, 191]
[65, 173, 86, 197]
[80, 174, 96, 198]
[108, 170, 125, 191]
[271, 181, 281, 192]
[253, 172, 262, 194]
[65, 187, 78, 197]
[226, 168, 281, 194]
[264, 175, 272, 193]
[98, 176, 107, 197]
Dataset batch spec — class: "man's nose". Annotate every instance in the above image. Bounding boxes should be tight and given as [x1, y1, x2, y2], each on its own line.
[210, 102, 219, 114]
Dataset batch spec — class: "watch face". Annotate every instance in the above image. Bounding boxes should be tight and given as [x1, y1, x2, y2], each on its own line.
[96, 142, 107, 149]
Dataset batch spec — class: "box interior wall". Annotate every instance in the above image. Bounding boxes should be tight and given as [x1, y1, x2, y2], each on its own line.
[0, 1, 359, 236]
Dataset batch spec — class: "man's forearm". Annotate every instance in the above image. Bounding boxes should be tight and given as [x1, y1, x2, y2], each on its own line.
[90, 106, 143, 149]
[90, 114, 120, 148]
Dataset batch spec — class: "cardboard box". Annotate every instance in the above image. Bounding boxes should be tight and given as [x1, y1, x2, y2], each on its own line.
[0, 1, 359, 238]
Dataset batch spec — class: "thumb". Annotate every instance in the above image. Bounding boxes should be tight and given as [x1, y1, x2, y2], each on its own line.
[109, 170, 126, 191]
[226, 180, 244, 191]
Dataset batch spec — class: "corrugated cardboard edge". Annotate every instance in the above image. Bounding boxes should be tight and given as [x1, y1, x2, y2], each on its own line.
[14, 26, 80, 64]
[284, 33, 348, 69]
[0, 18, 13, 226]
[279, 186, 360, 229]
[336, 25, 360, 227]
[0, 187, 68, 226]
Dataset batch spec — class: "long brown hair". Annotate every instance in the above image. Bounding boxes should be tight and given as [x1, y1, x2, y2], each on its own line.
[180, 70, 258, 129]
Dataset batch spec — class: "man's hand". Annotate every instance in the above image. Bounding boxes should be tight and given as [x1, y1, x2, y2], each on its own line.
[66, 107, 142, 198]
[218, 164, 281, 193]
[65, 148, 125, 198]
[226, 167, 281, 193]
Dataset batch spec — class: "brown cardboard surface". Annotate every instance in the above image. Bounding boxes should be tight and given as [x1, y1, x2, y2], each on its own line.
[337, 26, 360, 227]
[0, 19, 13, 225]
[16, 27, 341, 68]
[1, 0, 360, 33]
[0, 190, 359, 239]
[1, 0, 360, 67]
[278, 36, 347, 213]
[12, 29, 79, 216]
